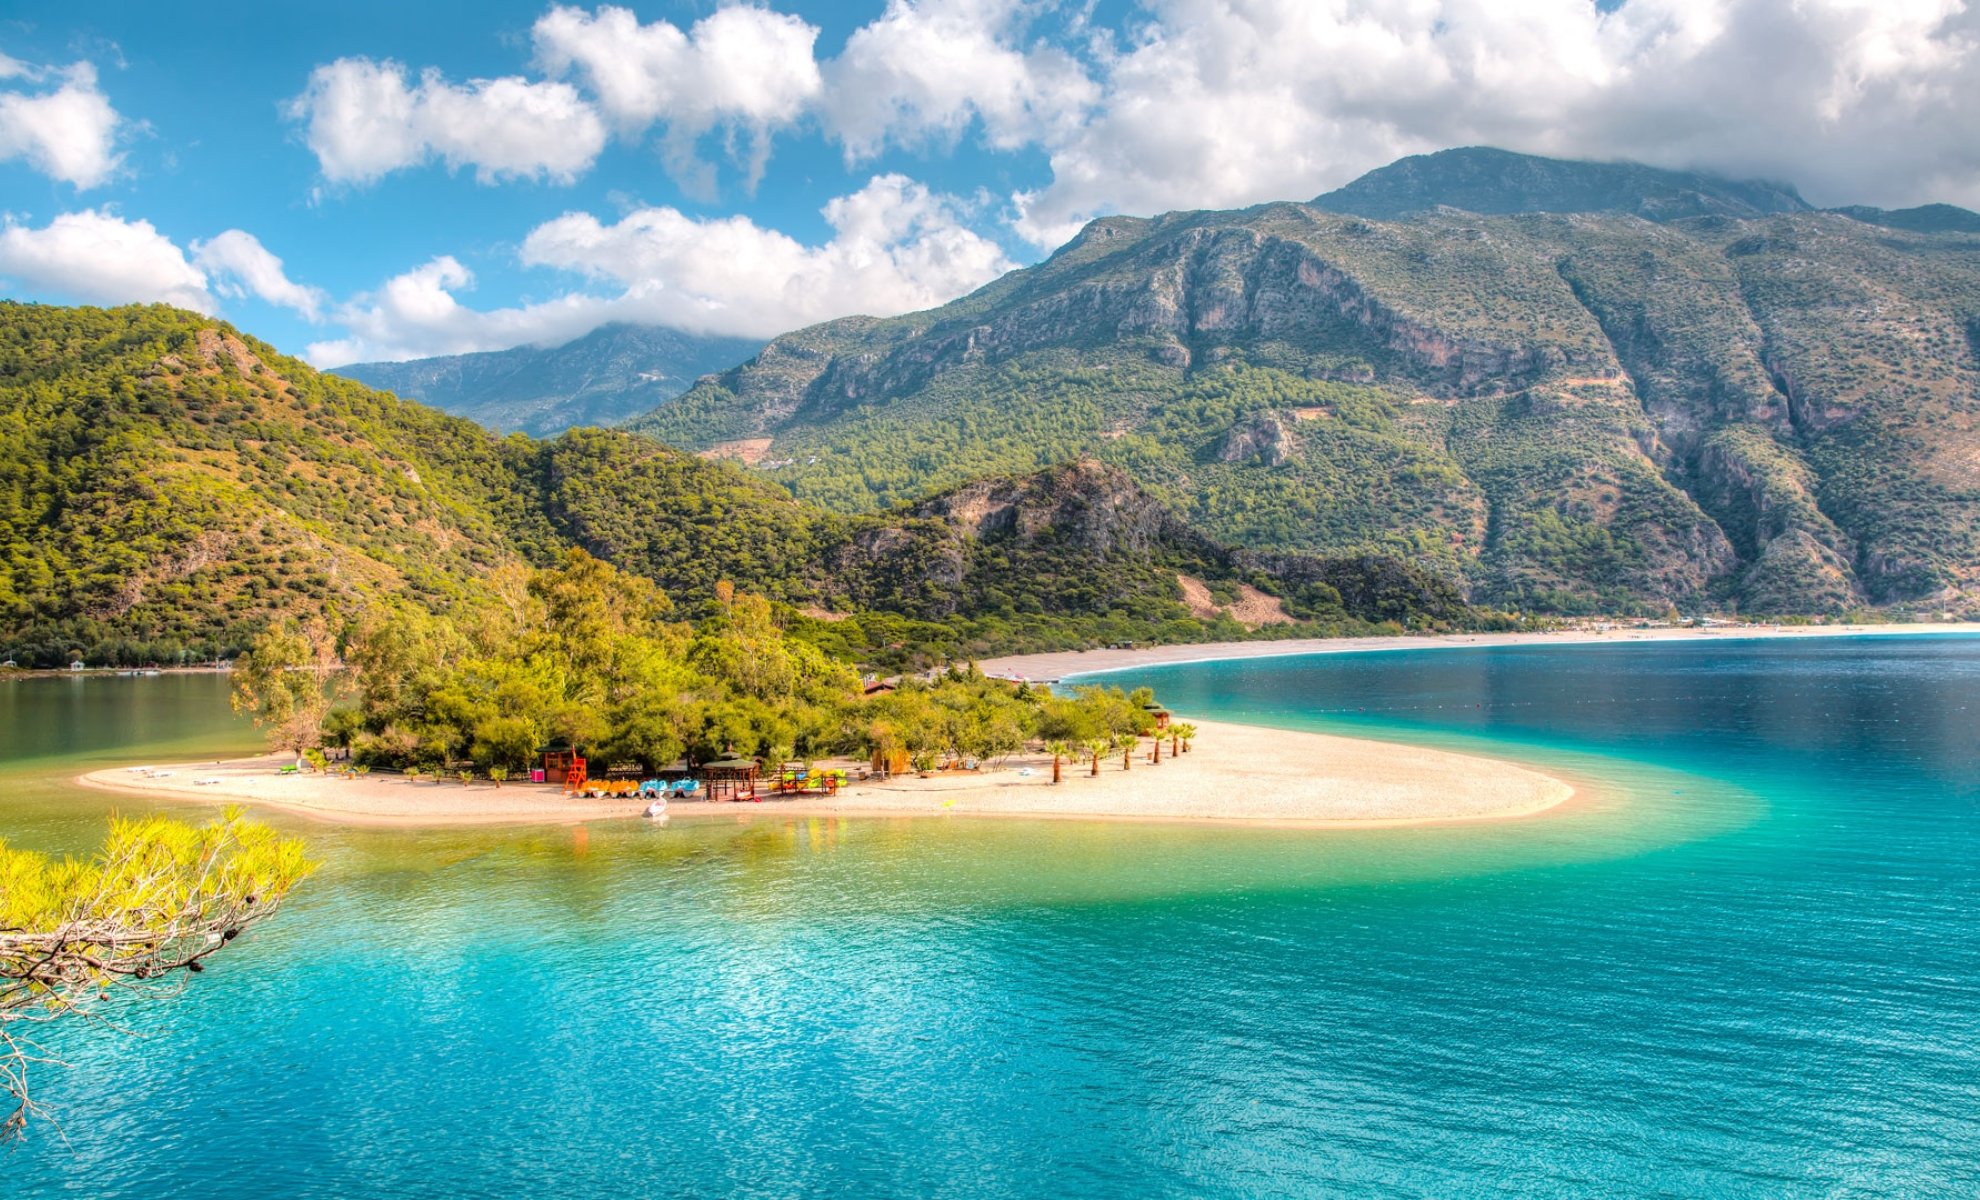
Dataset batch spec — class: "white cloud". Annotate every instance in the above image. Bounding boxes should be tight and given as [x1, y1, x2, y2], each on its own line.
[533, 4, 822, 197]
[0, 60, 126, 188]
[304, 255, 607, 365]
[0, 210, 213, 311]
[1001, 0, 1980, 248]
[191, 230, 328, 320]
[288, 57, 607, 186]
[308, 174, 1012, 365]
[823, 0, 1097, 160]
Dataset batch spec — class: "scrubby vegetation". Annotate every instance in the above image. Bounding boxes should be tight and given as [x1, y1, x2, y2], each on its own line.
[638, 197, 1980, 617]
[0, 304, 1484, 667]
[241, 550, 1168, 775]
[0, 304, 552, 666]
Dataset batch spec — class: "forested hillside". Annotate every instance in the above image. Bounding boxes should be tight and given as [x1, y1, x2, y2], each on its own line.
[636, 152, 1980, 617]
[0, 304, 1471, 666]
[0, 305, 554, 665]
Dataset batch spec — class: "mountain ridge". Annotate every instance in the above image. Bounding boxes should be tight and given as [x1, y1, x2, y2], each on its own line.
[333, 323, 762, 437]
[0, 303, 1467, 666]
[1312, 146, 1813, 222]
[633, 154, 1980, 617]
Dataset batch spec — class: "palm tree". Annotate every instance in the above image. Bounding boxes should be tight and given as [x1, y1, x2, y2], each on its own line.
[1046, 740, 1071, 784]
[1120, 734, 1133, 772]
[1084, 737, 1109, 777]
[1173, 723, 1197, 754]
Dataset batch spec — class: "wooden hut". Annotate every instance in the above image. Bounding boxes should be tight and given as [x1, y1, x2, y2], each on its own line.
[540, 747, 585, 785]
[702, 758, 761, 802]
[1141, 702, 1173, 730]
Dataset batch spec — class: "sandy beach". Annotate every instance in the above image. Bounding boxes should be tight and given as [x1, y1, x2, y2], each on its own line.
[978, 621, 1980, 681]
[76, 718, 1574, 830]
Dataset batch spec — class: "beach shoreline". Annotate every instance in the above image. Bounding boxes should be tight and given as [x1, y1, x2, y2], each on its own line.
[75, 718, 1577, 831]
[977, 621, 1980, 682]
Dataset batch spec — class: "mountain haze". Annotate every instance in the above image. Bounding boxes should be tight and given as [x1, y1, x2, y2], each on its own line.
[334, 323, 763, 437]
[635, 151, 1980, 617]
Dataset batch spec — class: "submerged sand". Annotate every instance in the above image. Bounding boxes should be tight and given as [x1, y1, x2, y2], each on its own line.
[977, 622, 1980, 682]
[77, 719, 1573, 830]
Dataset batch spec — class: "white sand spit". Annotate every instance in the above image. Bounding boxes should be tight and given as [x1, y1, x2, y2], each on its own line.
[78, 718, 1573, 830]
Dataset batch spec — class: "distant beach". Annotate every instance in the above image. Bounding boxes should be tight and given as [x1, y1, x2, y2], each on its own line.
[77, 718, 1575, 830]
[978, 622, 1980, 681]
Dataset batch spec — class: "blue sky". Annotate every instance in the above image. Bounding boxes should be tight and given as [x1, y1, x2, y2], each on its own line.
[3, 1, 1977, 366]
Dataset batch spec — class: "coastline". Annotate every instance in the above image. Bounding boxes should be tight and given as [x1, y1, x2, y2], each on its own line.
[75, 718, 1577, 831]
[977, 621, 1980, 682]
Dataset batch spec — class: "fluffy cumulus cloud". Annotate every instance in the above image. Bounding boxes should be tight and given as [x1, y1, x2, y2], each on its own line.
[0, 211, 330, 322]
[532, 4, 822, 196]
[307, 174, 1012, 364]
[288, 57, 607, 185]
[1002, 0, 1980, 247]
[276, 0, 1980, 241]
[0, 58, 126, 188]
[0, 210, 213, 311]
[191, 230, 329, 321]
[822, 0, 1097, 159]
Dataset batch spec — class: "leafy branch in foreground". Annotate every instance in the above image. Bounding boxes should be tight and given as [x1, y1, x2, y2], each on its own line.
[0, 811, 313, 1142]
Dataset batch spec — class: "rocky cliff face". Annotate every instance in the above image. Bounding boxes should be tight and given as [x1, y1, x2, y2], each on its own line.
[910, 458, 1195, 554]
[637, 157, 1980, 617]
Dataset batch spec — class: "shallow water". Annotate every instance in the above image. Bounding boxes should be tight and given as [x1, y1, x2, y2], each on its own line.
[5, 636, 1979, 1198]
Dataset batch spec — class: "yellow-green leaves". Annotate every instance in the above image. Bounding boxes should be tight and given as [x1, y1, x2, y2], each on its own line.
[1, 811, 312, 1140]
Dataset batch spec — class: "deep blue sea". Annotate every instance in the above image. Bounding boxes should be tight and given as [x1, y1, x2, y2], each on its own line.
[5, 635, 1978, 1198]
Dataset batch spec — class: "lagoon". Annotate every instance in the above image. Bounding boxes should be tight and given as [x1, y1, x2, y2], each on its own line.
[6, 635, 1980, 1197]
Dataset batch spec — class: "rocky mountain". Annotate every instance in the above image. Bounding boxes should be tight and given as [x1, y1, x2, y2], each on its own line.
[1311, 146, 1812, 222]
[635, 151, 1980, 616]
[333, 323, 762, 437]
[0, 304, 1462, 666]
[1831, 204, 1980, 235]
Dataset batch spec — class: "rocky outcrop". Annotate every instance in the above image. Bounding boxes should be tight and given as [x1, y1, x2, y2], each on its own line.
[909, 458, 1207, 557]
[1216, 411, 1301, 466]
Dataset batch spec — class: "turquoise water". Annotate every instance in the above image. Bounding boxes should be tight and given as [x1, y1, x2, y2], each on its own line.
[5, 636, 1979, 1197]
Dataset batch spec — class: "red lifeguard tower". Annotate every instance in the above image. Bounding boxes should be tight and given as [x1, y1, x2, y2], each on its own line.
[542, 748, 587, 792]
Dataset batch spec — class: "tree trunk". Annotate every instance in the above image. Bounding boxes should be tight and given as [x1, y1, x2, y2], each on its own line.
[1152, 737, 1161, 764]
[1052, 756, 1062, 784]
[1122, 744, 1131, 771]
[1090, 754, 1100, 777]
